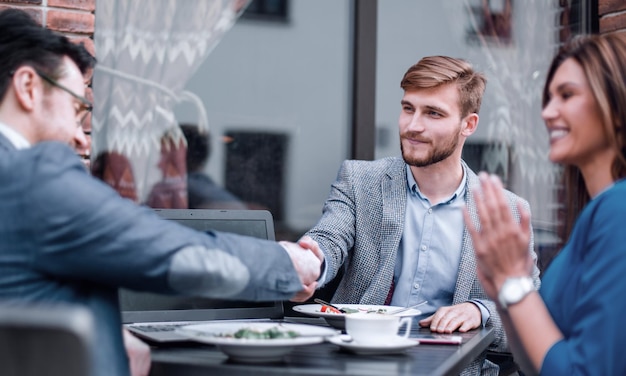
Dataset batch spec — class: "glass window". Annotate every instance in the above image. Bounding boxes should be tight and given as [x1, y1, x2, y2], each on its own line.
[242, 0, 289, 21]
[375, 0, 592, 272]
[92, 0, 592, 266]
[92, 0, 352, 241]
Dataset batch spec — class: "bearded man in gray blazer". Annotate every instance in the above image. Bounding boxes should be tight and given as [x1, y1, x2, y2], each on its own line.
[305, 56, 541, 376]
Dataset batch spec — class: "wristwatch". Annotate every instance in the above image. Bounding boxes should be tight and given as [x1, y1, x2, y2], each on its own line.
[498, 276, 534, 310]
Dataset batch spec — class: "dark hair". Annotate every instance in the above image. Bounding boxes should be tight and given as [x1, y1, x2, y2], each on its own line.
[400, 55, 487, 118]
[0, 9, 95, 102]
[543, 33, 626, 240]
[180, 124, 211, 172]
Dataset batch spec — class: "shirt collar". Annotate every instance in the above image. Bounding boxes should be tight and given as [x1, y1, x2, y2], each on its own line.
[0, 121, 30, 149]
[406, 163, 467, 205]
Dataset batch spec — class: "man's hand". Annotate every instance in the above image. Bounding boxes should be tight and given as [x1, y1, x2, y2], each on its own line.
[122, 328, 151, 376]
[418, 303, 481, 333]
[284, 236, 325, 302]
[290, 281, 318, 302]
[280, 238, 324, 287]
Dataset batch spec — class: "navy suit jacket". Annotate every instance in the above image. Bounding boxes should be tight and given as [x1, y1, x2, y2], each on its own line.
[0, 134, 303, 376]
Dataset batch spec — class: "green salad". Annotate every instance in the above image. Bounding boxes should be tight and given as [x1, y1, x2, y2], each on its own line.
[339, 307, 360, 314]
[361, 308, 387, 314]
[216, 326, 299, 339]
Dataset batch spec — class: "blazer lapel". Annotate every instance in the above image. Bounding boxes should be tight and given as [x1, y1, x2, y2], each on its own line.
[369, 162, 407, 302]
[380, 163, 407, 261]
[453, 167, 481, 304]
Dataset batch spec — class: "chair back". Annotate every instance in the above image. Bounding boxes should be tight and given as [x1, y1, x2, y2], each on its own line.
[0, 302, 94, 376]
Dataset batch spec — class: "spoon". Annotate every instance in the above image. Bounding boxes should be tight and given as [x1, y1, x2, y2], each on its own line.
[314, 298, 346, 313]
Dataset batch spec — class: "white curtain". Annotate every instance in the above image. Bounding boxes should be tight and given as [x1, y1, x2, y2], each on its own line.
[92, 0, 249, 205]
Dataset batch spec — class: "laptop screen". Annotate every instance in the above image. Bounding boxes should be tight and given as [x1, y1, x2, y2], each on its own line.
[119, 209, 284, 323]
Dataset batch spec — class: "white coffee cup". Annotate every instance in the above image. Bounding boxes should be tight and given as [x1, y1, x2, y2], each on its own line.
[345, 313, 412, 344]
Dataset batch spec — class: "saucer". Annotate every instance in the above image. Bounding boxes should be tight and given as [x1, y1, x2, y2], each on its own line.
[327, 335, 418, 355]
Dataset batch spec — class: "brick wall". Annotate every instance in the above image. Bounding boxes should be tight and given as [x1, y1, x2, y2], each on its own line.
[599, 0, 626, 34]
[0, 0, 95, 54]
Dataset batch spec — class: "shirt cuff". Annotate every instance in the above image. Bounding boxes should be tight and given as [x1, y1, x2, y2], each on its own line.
[469, 299, 490, 327]
[317, 258, 328, 286]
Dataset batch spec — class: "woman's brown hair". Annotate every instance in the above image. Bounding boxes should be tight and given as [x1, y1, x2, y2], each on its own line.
[543, 33, 626, 240]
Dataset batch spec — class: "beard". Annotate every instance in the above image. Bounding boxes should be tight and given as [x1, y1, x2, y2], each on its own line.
[400, 130, 460, 167]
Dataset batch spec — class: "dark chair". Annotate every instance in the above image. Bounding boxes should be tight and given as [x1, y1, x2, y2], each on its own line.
[0, 303, 94, 376]
[486, 350, 521, 375]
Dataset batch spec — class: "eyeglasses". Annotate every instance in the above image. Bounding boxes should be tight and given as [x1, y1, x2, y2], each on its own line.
[33, 68, 93, 127]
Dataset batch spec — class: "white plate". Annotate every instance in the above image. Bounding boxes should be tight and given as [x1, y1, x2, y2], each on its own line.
[291, 304, 422, 330]
[176, 322, 338, 363]
[292, 304, 422, 318]
[327, 334, 418, 355]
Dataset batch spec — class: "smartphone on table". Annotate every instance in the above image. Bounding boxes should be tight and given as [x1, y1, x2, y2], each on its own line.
[414, 334, 463, 345]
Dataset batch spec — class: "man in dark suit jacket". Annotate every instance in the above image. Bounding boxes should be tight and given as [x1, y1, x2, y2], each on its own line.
[0, 9, 322, 376]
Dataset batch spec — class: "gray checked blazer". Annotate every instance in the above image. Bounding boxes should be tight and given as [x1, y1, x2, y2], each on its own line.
[306, 157, 541, 376]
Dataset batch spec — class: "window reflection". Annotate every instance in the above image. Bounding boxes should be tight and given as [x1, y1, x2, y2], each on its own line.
[93, 0, 351, 241]
[466, 0, 513, 45]
[174, 1, 352, 240]
[91, 0, 590, 270]
[92, 0, 245, 207]
[145, 131, 188, 209]
[242, 0, 288, 21]
[376, 0, 589, 272]
[182, 124, 248, 210]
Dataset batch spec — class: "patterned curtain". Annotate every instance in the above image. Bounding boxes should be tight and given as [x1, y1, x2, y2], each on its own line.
[91, 0, 249, 207]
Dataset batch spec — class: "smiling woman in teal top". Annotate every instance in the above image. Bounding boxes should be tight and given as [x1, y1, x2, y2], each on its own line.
[463, 32, 626, 376]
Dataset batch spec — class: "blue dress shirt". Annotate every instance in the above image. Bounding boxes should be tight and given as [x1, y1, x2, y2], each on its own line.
[390, 165, 489, 324]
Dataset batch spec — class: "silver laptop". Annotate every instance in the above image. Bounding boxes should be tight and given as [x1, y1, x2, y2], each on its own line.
[121, 209, 284, 343]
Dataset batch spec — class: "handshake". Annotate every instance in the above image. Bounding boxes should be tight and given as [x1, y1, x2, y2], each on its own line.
[279, 236, 324, 302]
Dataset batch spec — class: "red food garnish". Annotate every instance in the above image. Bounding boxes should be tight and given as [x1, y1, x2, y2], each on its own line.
[320, 305, 341, 314]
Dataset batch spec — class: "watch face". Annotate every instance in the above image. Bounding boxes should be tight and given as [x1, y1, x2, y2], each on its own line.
[505, 282, 523, 301]
[499, 277, 533, 308]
